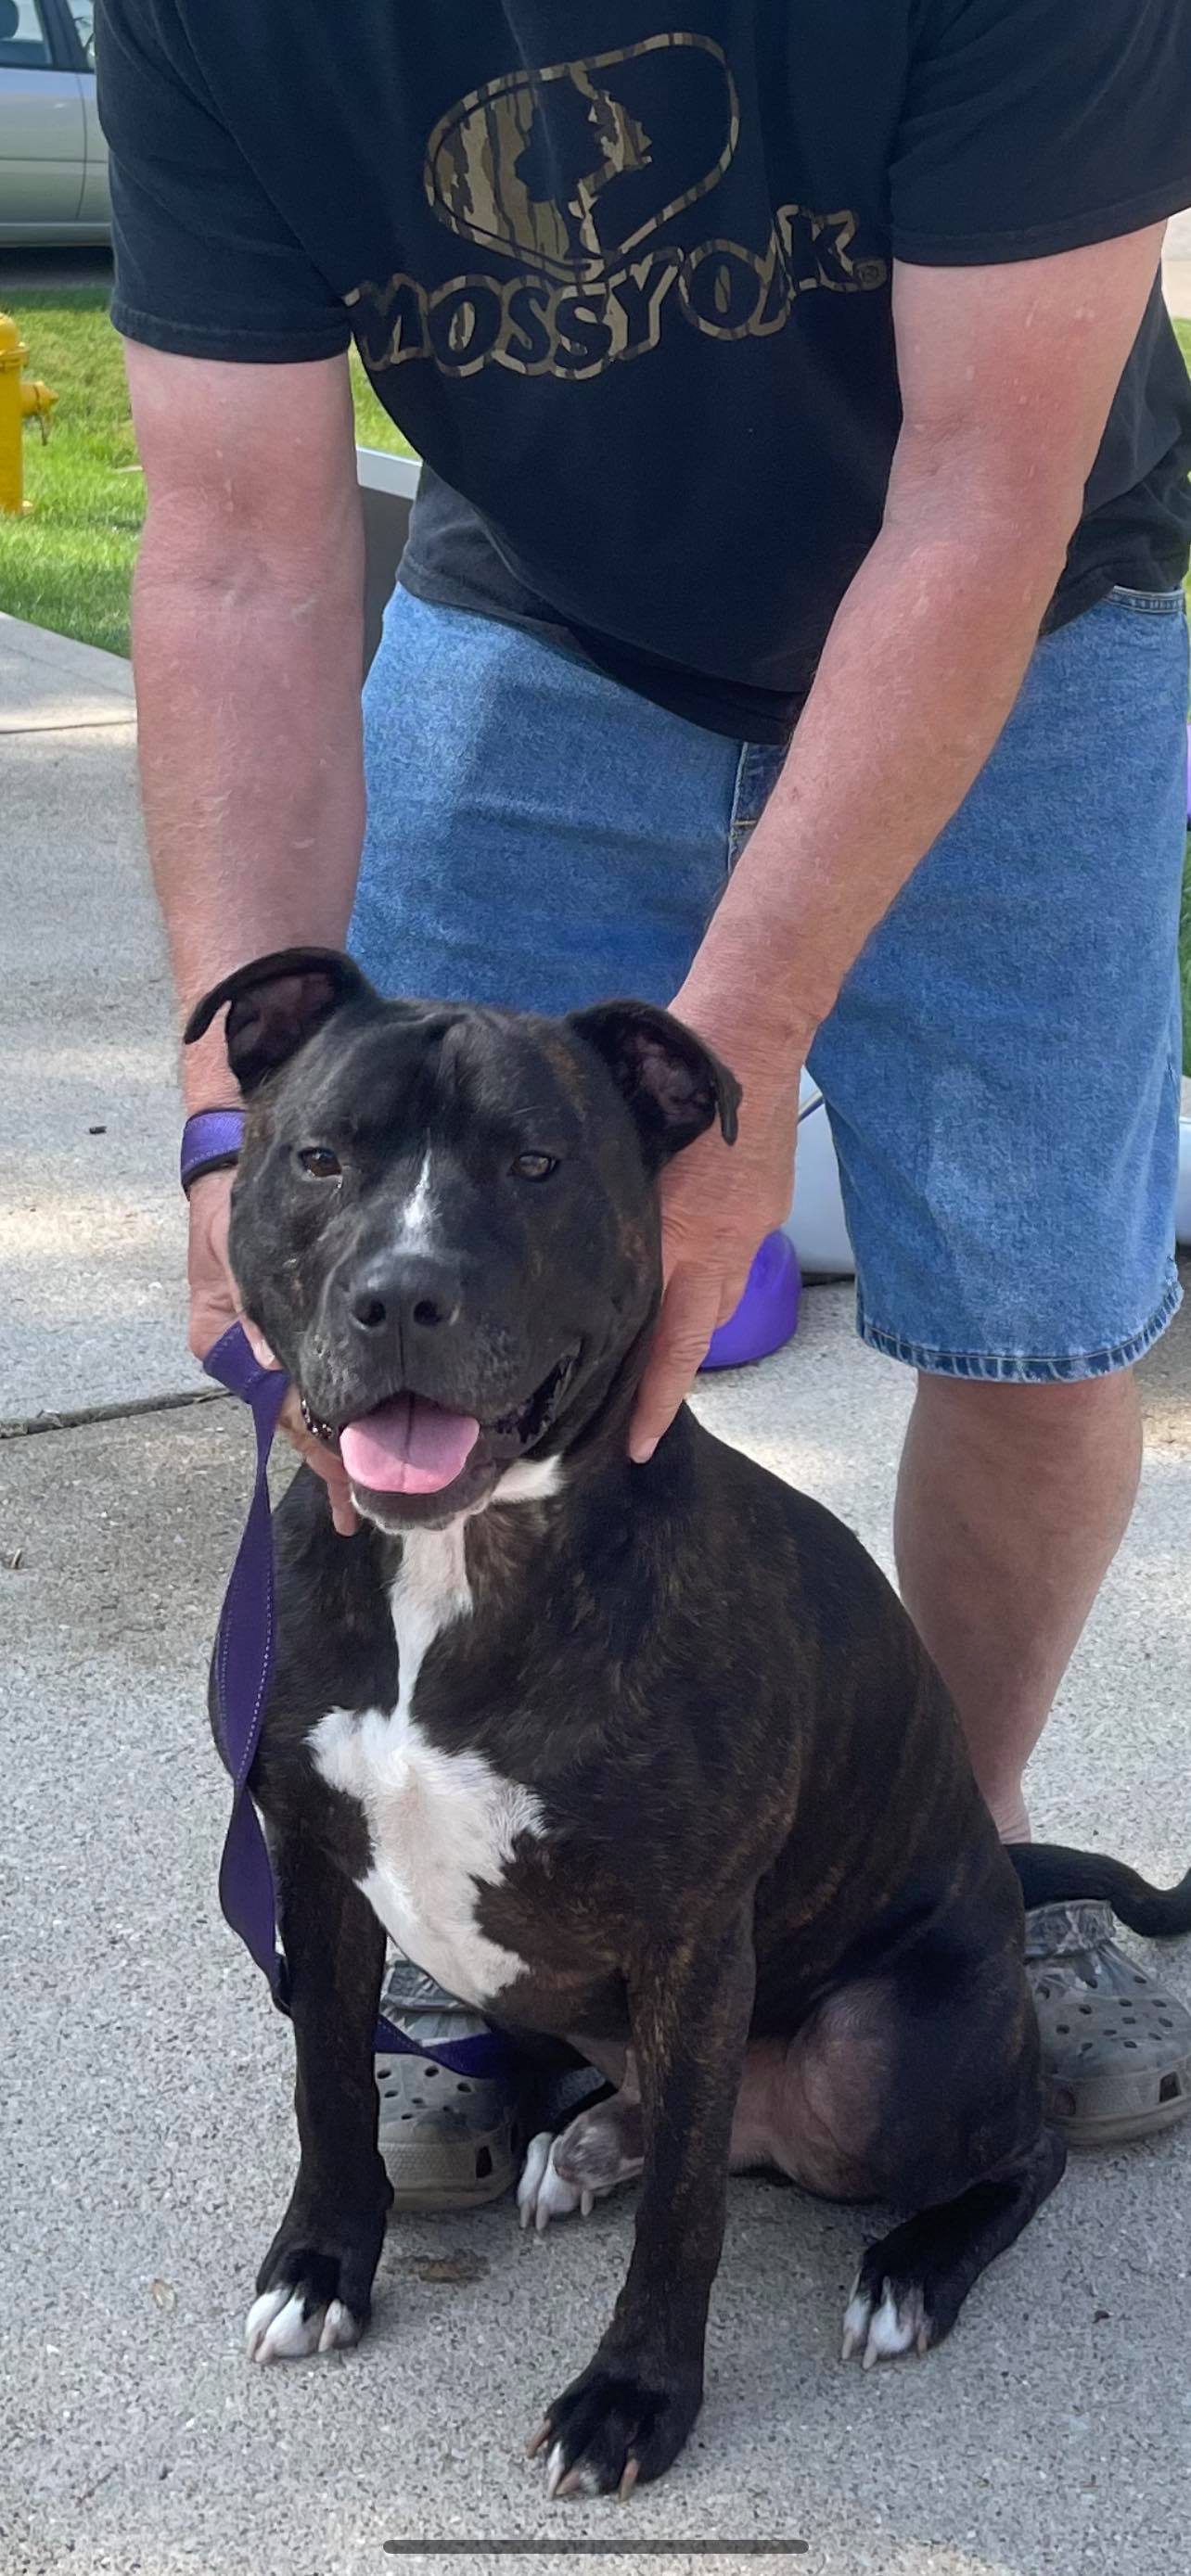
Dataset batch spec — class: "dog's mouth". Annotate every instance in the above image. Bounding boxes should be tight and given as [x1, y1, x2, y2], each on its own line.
[300, 1346, 580, 1499]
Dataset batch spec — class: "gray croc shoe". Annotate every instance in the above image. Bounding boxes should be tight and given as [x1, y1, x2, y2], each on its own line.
[376, 1958, 523, 2212]
[1026, 1900, 1191, 2148]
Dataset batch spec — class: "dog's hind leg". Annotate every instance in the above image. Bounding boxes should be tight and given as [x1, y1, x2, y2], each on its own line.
[789, 1935, 1069, 2368]
[839, 2124, 1066, 2368]
[246, 1832, 391, 2365]
[753, 1919, 1067, 2365]
[518, 1997, 901, 2232]
[518, 2021, 862, 2235]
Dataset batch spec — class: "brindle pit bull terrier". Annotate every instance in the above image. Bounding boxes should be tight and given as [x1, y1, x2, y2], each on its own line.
[186, 947, 1191, 2503]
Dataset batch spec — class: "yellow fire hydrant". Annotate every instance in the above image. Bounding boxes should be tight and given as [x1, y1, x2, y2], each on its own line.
[0, 312, 58, 516]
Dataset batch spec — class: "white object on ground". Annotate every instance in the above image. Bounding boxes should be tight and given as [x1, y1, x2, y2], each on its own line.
[786, 1074, 854, 1278]
[786, 1084, 1191, 1270]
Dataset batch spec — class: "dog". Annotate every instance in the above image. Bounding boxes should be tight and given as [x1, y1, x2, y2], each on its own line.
[186, 945, 1191, 2501]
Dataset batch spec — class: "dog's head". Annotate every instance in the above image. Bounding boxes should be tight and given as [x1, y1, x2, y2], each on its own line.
[186, 949, 739, 1529]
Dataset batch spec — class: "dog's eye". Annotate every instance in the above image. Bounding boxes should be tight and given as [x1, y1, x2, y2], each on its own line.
[510, 1152, 558, 1181]
[297, 1146, 342, 1180]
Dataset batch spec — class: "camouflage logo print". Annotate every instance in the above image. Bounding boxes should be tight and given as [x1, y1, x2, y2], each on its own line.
[424, 33, 739, 286]
[346, 34, 887, 384]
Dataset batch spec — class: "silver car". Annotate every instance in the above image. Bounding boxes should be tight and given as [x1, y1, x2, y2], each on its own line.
[0, 0, 108, 243]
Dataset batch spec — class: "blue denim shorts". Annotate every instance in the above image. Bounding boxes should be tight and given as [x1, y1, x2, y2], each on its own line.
[352, 584, 1188, 1382]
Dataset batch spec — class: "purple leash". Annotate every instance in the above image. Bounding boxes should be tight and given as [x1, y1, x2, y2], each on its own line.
[183, 1115, 506, 2076]
[200, 1320, 291, 2009]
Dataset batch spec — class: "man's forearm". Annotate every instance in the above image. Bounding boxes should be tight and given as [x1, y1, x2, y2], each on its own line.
[683, 470, 1074, 1067]
[133, 491, 365, 1111]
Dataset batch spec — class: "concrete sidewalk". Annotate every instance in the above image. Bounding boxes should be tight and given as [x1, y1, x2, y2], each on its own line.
[4, 613, 1191, 2576]
[2, 613, 202, 1424]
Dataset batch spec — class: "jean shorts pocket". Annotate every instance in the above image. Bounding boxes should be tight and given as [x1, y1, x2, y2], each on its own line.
[727, 743, 786, 869]
[1108, 583, 1187, 615]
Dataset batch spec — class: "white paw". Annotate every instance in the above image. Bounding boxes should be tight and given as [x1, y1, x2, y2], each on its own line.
[840, 2273, 928, 2370]
[545, 2440, 603, 2501]
[518, 2132, 591, 2235]
[245, 2283, 363, 2364]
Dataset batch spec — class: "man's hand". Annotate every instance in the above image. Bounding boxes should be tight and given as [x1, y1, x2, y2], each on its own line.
[629, 999, 800, 1463]
[188, 1168, 359, 1537]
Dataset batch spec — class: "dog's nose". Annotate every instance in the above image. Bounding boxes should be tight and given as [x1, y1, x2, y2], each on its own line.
[348, 1253, 464, 1336]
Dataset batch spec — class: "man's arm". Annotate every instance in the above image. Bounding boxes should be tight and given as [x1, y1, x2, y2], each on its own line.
[128, 341, 365, 1525]
[127, 343, 365, 1116]
[632, 223, 1168, 1456]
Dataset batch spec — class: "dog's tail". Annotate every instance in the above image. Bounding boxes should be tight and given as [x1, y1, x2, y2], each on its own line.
[1007, 1842, 1191, 1939]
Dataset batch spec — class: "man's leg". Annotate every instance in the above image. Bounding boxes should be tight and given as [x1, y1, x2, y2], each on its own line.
[897, 1361, 1191, 2142]
[809, 580, 1191, 2141]
[895, 1371, 1142, 1843]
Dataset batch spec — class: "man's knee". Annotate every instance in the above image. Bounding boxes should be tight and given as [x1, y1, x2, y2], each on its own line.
[913, 1365, 1139, 1456]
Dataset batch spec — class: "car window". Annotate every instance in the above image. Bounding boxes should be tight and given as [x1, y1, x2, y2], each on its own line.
[70, 3, 94, 68]
[0, 0, 52, 70]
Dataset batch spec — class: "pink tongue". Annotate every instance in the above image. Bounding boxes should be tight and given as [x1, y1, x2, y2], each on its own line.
[339, 1395, 480, 1495]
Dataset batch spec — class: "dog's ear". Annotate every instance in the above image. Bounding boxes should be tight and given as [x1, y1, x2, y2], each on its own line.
[569, 1000, 741, 1168]
[184, 948, 377, 1094]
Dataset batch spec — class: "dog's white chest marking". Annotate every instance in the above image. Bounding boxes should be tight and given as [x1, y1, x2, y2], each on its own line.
[311, 1525, 544, 2007]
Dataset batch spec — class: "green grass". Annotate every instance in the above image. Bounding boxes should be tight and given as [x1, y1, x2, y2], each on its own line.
[0, 287, 414, 655]
[0, 290, 141, 653]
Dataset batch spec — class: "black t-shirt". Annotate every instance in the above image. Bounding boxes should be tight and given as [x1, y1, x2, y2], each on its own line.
[100, 0, 1191, 743]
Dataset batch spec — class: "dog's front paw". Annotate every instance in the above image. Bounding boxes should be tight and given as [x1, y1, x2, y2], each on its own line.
[246, 2274, 364, 2363]
[246, 2209, 386, 2364]
[527, 2356, 702, 2498]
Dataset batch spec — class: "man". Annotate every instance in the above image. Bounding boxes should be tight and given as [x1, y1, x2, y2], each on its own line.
[98, 0, 1191, 2199]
